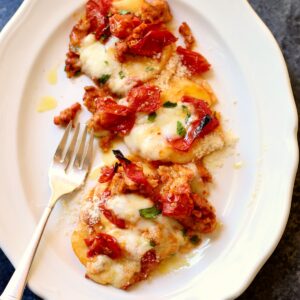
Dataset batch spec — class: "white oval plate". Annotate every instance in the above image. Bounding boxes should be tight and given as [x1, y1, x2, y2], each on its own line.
[0, 0, 298, 299]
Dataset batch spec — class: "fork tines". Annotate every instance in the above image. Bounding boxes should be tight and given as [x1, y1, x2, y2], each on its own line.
[54, 122, 94, 172]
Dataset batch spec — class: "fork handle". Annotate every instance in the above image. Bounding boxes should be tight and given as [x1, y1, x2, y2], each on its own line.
[0, 206, 53, 300]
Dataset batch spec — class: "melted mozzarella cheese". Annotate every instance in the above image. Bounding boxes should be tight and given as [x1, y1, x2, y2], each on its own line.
[106, 194, 153, 223]
[79, 34, 174, 96]
[79, 34, 118, 79]
[79, 34, 134, 95]
[107, 228, 152, 259]
[124, 103, 196, 161]
[87, 255, 112, 274]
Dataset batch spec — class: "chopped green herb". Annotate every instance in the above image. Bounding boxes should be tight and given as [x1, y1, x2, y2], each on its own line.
[119, 9, 130, 15]
[104, 60, 109, 66]
[74, 70, 81, 77]
[182, 105, 191, 123]
[189, 235, 200, 245]
[119, 70, 126, 79]
[145, 66, 155, 72]
[163, 101, 177, 108]
[98, 74, 111, 84]
[150, 240, 157, 247]
[148, 112, 157, 122]
[177, 121, 186, 137]
[139, 206, 161, 219]
[100, 34, 108, 41]
[181, 228, 188, 237]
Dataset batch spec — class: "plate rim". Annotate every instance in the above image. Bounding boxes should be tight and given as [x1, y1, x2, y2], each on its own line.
[0, 0, 298, 299]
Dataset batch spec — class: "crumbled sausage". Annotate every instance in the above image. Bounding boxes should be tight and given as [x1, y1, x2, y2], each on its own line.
[53, 102, 81, 127]
[141, 0, 172, 24]
[83, 86, 111, 113]
[179, 22, 195, 49]
[65, 20, 89, 78]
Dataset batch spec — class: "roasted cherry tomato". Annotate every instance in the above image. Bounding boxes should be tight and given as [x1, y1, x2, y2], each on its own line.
[176, 46, 210, 74]
[98, 163, 119, 183]
[127, 85, 161, 113]
[85, 232, 122, 259]
[95, 97, 136, 135]
[113, 150, 150, 186]
[102, 209, 126, 229]
[161, 193, 194, 218]
[109, 14, 141, 39]
[140, 249, 158, 273]
[86, 0, 111, 40]
[168, 96, 219, 151]
[130, 29, 177, 57]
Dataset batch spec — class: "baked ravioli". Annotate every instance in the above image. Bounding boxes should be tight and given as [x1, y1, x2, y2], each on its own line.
[72, 151, 216, 289]
[63, 0, 224, 163]
[62, 0, 226, 290]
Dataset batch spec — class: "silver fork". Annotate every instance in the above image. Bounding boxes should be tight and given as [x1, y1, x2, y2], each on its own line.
[0, 122, 94, 300]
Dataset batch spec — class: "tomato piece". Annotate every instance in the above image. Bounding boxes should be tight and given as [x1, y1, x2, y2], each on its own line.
[85, 232, 122, 259]
[127, 85, 161, 113]
[95, 97, 136, 135]
[140, 249, 158, 273]
[113, 150, 150, 185]
[161, 193, 194, 218]
[129, 29, 177, 56]
[86, 0, 111, 40]
[176, 46, 210, 74]
[98, 163, 119, 183]
[168, 96, 219, 151]
[102, 208, 126, 229]
[109, 14, 141, 39]
[95, 189, 126, 228]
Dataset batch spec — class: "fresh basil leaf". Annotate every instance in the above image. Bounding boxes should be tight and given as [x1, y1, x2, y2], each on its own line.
[163, 101, 177, 108]
[119, 9, 130, 15]
[182, 105, 191, 123]
[145, 66, 155, 72]
[148, 112, 157, 122]
[139, 206, 161, 219]
[119, 70, 126, 79]
[98, 74, 111, 84]
[177, 121, 186, 137]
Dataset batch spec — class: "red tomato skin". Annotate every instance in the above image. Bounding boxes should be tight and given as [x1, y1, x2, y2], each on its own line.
[86, 0, 112, 40]
[176, 46, 211, 74]
[127, 85, 161, 113]
[167, 96, 219, 151]
[103, 209, 126, 229]
[85, 232, 122, 259]
[96, 97, 136, 135]
[109, 14, 141, 39]
[98, 164, 118, 183]
[161, 193, 194, 218]
[130, 29, 177, 57]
